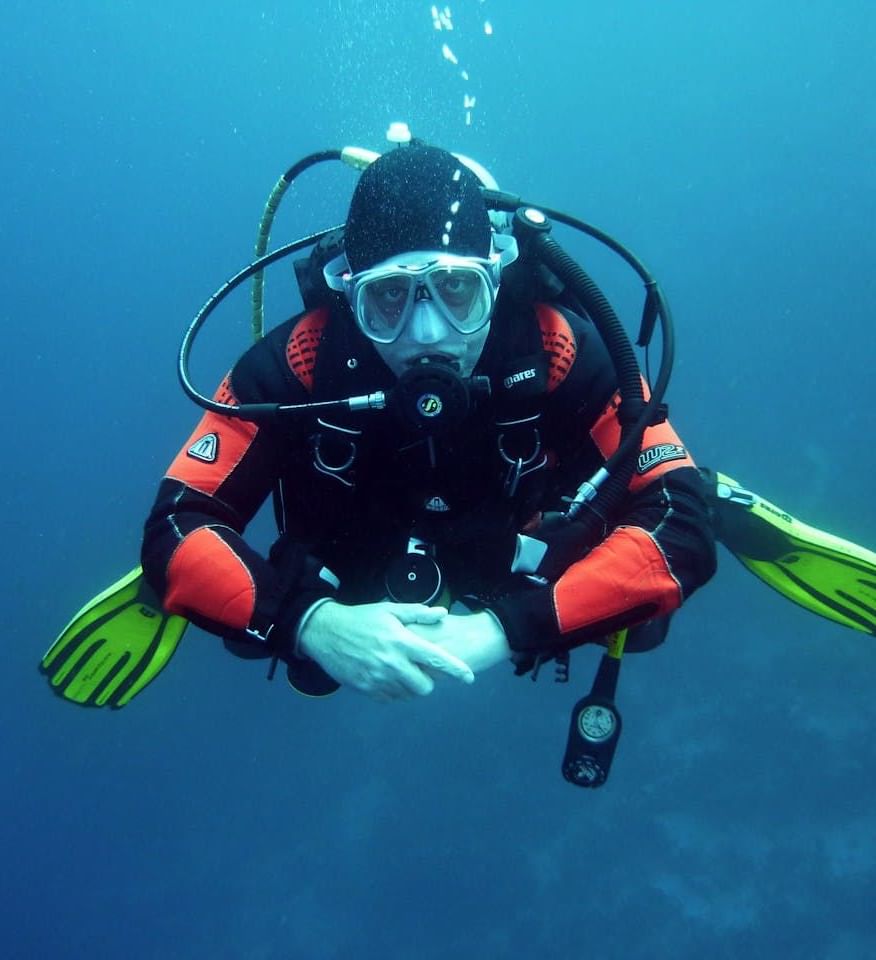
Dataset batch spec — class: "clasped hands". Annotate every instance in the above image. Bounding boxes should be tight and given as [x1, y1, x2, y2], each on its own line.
[297, 599, 511, 702]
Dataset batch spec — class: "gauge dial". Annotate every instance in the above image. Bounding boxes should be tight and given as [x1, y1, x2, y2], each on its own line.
[578, 704, 616, 743]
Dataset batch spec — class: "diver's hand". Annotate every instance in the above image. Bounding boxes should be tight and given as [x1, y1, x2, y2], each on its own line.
[297, 600, 475, 701]
[408, 610, 511, 675]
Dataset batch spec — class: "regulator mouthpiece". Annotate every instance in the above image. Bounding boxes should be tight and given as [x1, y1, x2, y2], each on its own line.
[389, 361, 489, 435]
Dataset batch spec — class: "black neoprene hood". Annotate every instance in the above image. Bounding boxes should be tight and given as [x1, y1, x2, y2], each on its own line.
[343, 144, 493, 273]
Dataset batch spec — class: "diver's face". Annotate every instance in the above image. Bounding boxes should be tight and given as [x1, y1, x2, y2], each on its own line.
[339, 247, 506, 379]
[371, 297, 491, 378]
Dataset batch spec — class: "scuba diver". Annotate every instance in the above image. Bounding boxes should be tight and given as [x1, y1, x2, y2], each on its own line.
[42, 130, 876, 787]
[145, 139, 716, 701]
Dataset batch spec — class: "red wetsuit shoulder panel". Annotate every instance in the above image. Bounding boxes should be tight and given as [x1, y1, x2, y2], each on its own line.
[535, 303, 576, 392]
[286, 307, 330, 393]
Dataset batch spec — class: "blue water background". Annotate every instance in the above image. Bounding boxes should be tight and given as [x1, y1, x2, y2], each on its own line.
[3, 1, 875, 957]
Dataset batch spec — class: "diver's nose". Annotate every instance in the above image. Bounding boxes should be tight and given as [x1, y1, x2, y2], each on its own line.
[407, 298, 451, 345]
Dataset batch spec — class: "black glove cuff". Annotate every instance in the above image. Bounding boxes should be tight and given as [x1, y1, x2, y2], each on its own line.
[488, 585, 561, 654]
[246, 536, 340, 660]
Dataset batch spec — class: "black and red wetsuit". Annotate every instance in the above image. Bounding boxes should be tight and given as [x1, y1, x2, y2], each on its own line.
[142, 297, 716, 668]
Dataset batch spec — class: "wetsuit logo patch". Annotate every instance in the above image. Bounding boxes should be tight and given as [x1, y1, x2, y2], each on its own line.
[637, 443, 686, 474]
[188, 433, 219, 463]
[503, 367, 537, 389]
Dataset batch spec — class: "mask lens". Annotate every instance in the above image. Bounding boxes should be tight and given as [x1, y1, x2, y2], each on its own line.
[429, 267, 491, 332]
[358, 274, 414, 342]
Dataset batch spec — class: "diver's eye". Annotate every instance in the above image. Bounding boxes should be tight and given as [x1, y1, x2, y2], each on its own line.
[434, 271, 479, 305]
[372, 280, 406, 304]
[367, 278, 410, 317]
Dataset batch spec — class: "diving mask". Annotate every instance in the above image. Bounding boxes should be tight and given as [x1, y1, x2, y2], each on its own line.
[324, 233, 518, 344]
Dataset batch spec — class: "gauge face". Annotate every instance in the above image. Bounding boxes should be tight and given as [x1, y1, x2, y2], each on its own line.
[578, 704, 616, 743]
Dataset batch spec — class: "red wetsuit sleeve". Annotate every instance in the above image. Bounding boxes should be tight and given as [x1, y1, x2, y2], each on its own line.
[141, 311, 338, 645]
[551, 389, 701, 635]
[492, 465, 715, 654]
[142, 374, 281, 632]
[490, 389, 716, 654]
[553, 525, 680, 633]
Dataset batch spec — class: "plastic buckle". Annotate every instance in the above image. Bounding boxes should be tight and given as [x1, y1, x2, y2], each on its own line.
[245, 622, 274, 644]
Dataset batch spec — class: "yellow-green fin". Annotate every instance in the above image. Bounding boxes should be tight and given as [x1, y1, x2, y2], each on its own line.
[709, 471, 876, 635]
[41, 566, 188, 707]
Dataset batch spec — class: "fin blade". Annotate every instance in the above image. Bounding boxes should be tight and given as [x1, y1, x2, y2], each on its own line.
[709, 471, 876, 636]
[112, 613, 188, 707]
[42, 567, 144, 671]
[41, 567, 189, 708]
